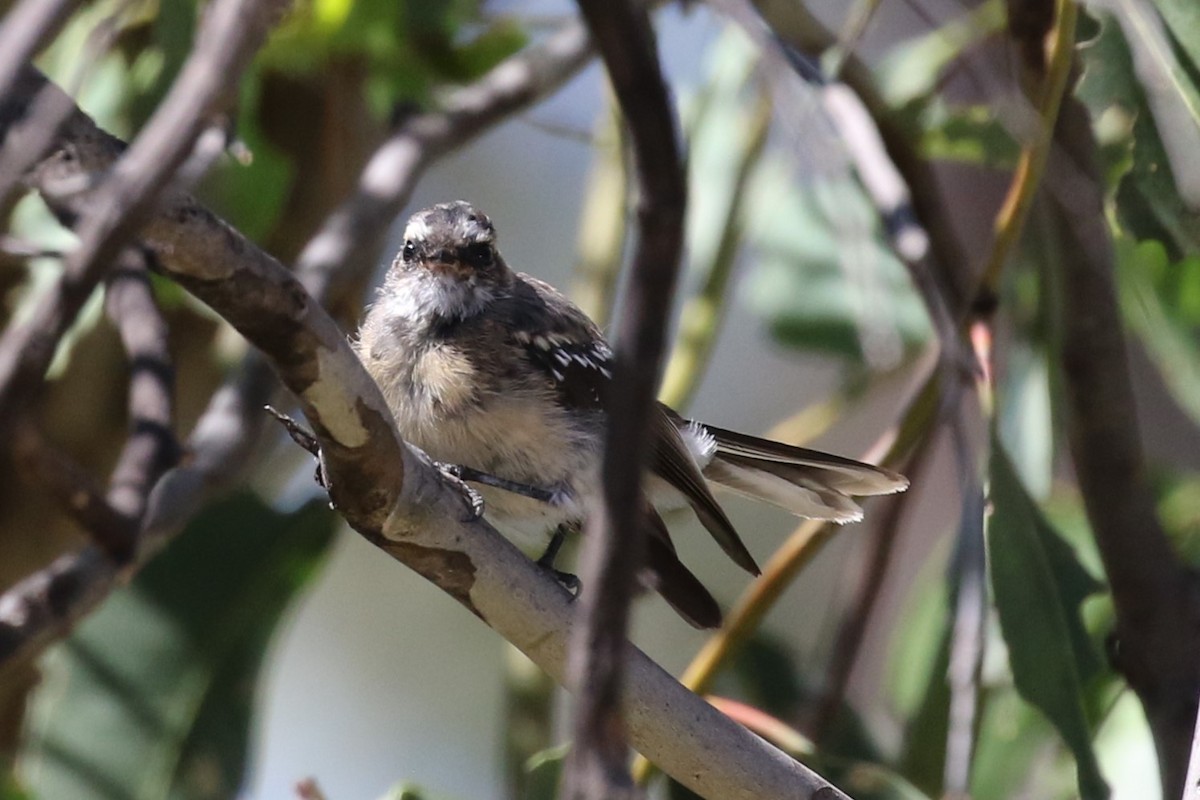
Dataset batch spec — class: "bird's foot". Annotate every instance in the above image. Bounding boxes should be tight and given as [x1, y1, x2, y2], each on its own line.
[435, 462, 486, 521]
[536, 524, 581, 597]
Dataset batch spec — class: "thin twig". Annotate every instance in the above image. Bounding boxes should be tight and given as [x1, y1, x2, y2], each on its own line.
[104, 250, 179, 527]
[292, 19, 592, 303]
[0, 0, 286, 430]
[942, 412, 987, 797]
[564, 0, 687, 796]
[810, 436, 933, 741]
[973, 0, 1078, 314]
[659, 85, 770, 409]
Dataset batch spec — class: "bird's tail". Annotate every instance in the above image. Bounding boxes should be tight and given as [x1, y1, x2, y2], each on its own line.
[697, 423, 908, 524]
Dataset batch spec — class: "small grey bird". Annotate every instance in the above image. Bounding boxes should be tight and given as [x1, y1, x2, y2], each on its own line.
[356, 200, 907, 627]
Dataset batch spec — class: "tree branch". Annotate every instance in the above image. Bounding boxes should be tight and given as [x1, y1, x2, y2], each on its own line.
[293, 19, 592, 305]
[565, 1, 686, 796]
[104, 251, 179, 526]
[0, 0, 286, 428]
[0, 64, 851, 800]
[1047, 91, 1200, 798]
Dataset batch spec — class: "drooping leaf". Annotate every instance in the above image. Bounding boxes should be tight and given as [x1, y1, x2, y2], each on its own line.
[1091, 0, 1200, 208]
[987, 441, 1108, 800]
[1115, 235, 1200, 428]
[18, 492, 336, 800]
[743, 160, 933, 363]
[1077, 12, 1200, 255]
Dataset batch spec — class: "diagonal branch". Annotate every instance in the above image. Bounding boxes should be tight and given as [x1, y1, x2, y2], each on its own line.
[0, 15, 601, 673]
[0, 0, 287, 429]
[0, 65, 853, 800]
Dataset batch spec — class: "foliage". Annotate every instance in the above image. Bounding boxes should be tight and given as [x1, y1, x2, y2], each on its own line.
[3, 0, 1200, 798]
[17, 493, 335, 800]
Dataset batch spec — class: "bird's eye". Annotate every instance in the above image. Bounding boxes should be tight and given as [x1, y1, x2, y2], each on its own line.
[402, 240, 416, 262]
[464, 243, 494, 268]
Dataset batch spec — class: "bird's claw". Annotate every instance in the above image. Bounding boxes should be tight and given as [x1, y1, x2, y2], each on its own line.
[544, 567, 581, 597]
[435, 461, 486, 521]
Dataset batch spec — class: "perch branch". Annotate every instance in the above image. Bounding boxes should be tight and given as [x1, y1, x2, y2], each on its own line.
[0, 62, 851, 800]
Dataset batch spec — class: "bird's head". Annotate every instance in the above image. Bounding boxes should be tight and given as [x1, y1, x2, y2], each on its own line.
[385, 200, 512, 322]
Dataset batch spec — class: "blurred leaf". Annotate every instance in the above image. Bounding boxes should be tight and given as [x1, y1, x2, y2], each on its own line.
[743, 161, 933, 363]
[875, 0, 1005, 107]
[987, 442, 1109, 799]
[1159, 475, 1200, 564]
[997, 343, 1054, 498]
[1078, 12, 1200, 255]
[727, 634, 804, 720]
[1093, 0, 1200, 207]
[970, 685, 1081, 800]
[915, 101, 1020, 168]
[662, 26, 768, 409]
[377, 782, 458, 800]
[18, 493, 336, 800]
[1115, 236, 1200, 427]
[520, 744, 567, 800]
[261, 1, 525, 115]
[890, 560, 951, 796]
[1152, 0, 1200, 68]
[194, 71, 293, 243]
[1, 770, 30, 800]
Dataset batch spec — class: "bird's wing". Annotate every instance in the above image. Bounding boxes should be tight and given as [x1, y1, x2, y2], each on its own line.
[506, 274, 758, 575]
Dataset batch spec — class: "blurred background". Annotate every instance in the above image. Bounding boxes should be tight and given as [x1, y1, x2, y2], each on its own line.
[3, 0, 1199, 798]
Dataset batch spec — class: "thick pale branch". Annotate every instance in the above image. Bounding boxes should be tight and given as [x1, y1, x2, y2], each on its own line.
[0, 63, 851, 800]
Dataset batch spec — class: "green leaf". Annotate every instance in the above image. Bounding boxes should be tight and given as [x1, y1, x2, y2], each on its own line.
[1099, 0, 1200, 207]
[1078, 12, 1200, 254]
[987, 441, 1109, 800]
[1115, 236, 1200, 428]
[875, 0, 1006, 107]
[743, 161, 934, 363]
[520, 744, 568, 800]
[18, 493, 336, 800]
[915, 101, 1020, 168]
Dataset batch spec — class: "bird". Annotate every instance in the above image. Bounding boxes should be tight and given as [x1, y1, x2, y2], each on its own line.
[355, 200, 908, 628]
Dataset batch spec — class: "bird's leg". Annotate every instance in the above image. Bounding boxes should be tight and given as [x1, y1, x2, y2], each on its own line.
[440, 463, 559, 504]
[537, 523, 581, 596]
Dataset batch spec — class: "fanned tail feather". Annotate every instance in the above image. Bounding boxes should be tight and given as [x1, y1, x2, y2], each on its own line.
[697, 422, 907, 522]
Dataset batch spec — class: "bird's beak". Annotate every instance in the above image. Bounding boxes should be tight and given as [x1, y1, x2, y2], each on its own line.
[421, 251, 470, 279]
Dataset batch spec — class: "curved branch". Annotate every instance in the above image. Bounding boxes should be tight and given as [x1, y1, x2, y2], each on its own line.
[0, 67, 851, 800]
